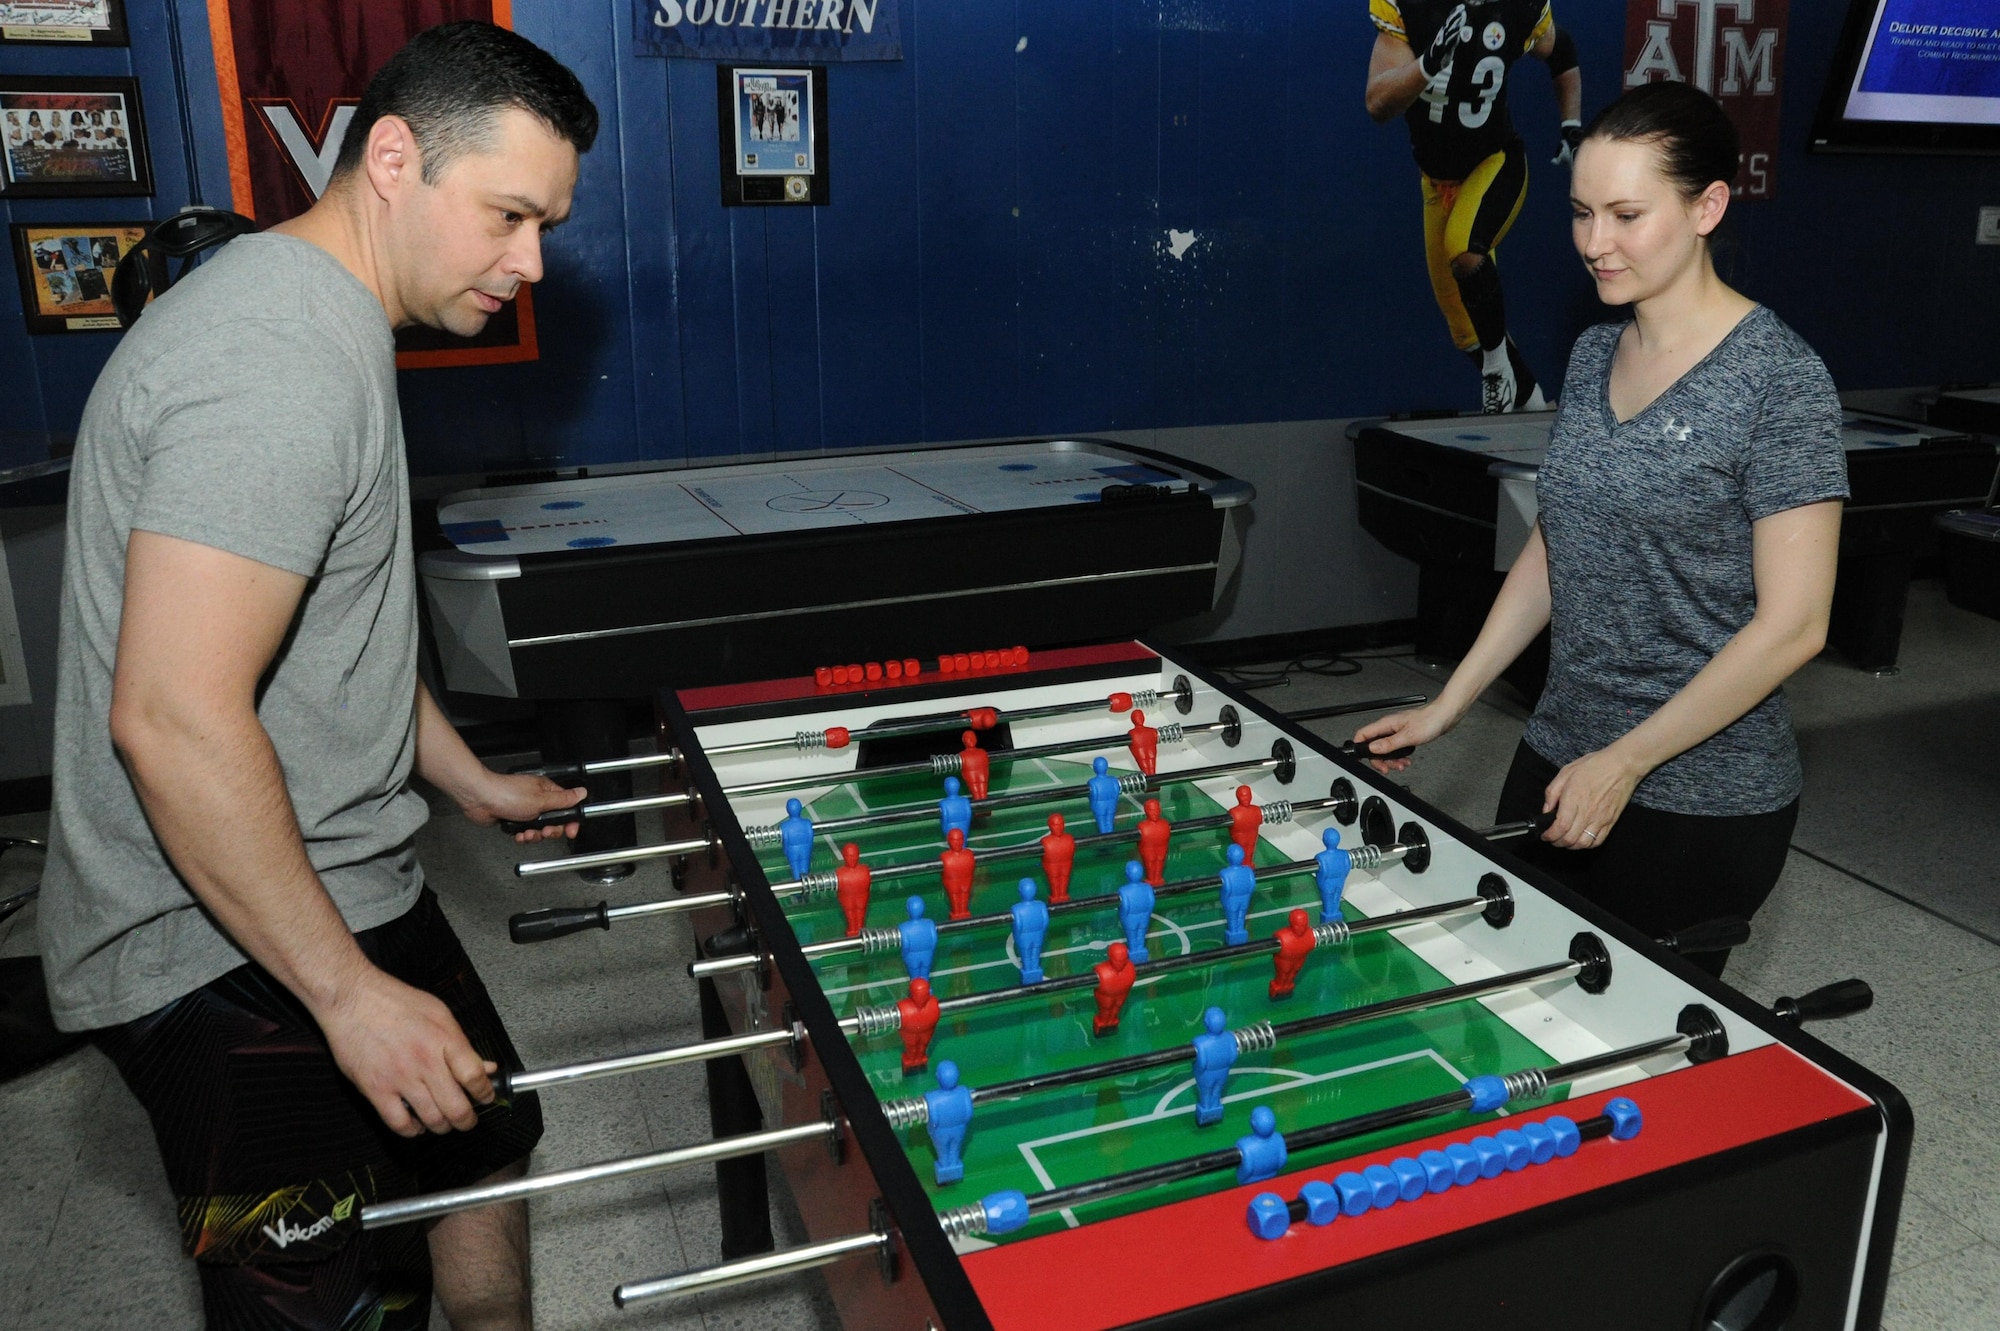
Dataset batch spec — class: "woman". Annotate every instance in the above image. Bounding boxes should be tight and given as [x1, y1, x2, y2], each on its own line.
[1354, 81, 1846, 976]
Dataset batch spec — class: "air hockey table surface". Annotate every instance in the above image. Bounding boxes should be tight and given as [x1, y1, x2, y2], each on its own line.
[419, 439, 1251, 701]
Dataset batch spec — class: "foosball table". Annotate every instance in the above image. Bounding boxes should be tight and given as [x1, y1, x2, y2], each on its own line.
[371, 642, 1911, 1330]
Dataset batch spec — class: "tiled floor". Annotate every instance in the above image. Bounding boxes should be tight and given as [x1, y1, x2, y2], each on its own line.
[2, 578, 1995, 1328]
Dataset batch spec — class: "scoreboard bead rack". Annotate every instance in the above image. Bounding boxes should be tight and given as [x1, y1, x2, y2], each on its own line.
[510, 642, 1911, 1330]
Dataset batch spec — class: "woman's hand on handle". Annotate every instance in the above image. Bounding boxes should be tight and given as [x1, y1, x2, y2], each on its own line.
[1352, 703, 1460, 774]
[1541, 746, 1646, 850]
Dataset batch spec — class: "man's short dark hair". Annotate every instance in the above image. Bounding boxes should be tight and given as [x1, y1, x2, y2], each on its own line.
[332, 21, 598, 186]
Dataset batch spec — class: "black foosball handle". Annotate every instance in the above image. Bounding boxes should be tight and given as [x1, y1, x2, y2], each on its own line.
[500, 805, 587, 835]
[1335, 740, 1416, 762]
[511, 903, 610, 943]
[1656, 917, 1751, 956]
[1773, 978, 1873, 1025]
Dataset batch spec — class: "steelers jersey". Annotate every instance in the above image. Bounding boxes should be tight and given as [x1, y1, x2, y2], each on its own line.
[1371, 0, 1554, 181]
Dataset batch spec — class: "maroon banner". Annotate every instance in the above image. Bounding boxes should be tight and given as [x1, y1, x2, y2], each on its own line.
[1623, 0, 1789, 200]
[208, 1, 537, 367]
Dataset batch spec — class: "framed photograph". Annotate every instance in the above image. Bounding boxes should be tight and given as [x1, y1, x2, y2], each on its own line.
[717, 65, 831, 207]
[0, 1, 128, 47]
[10, 219, 146, 332]
[0, 75, 150, 197]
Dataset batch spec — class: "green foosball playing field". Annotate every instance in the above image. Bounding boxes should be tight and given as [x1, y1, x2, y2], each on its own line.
[749, 751, 1567, 1244]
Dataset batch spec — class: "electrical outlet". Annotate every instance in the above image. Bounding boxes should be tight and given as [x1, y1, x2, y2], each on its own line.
[1979, 206, 2000, 246]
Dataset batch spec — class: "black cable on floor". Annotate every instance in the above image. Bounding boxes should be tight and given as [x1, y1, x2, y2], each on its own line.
[1215, 650, 1418, 690]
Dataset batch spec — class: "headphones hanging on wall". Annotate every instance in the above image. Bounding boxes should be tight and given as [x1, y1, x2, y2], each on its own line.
[112, 205, 258, 329]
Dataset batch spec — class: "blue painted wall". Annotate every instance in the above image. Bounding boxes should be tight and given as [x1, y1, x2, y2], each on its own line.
[5, 1, 1999, 475]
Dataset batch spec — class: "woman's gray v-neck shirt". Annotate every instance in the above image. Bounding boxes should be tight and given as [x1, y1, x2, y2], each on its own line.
[1525, 306, 1848, 816]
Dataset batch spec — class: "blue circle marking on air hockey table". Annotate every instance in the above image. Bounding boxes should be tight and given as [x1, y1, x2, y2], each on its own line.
[1862, 437, 1902, 447]
[1456, 433, 1492, 442]
[567, 536, 617, 549]
[541, 500, 586, 510]
[999, 462, 1037, 471]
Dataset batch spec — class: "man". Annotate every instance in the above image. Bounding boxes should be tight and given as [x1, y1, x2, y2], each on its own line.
[41, 22, 598, 1330]
[1365, 1, 1583, 413]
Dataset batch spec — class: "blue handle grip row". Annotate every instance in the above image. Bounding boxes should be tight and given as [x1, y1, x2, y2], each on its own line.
[1245, 1097, 1643, 1241]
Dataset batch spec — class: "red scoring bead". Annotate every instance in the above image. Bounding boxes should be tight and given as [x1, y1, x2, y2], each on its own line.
[865, 662, 884, 682]
[825, 726, 851, 749]
[939, 656, 956, 673]
[832, 666, 850, 685]
[886, 660, 903, 680]
[815, 666, 833, 686]
[1013, 645, 1029, 665]
[954, 653, 971, 672]
[984, 649, 1000, 670]
[904, 658, 922, 677]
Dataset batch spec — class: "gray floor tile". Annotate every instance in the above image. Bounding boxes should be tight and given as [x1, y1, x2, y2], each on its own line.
[1881, 1238, 2000, 1331]
[1888, 1192, 1988, 1277]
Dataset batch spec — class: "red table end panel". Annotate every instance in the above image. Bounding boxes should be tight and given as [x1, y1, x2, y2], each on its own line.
[963, 1044, 1874, 1331]
[676, 642, 1162, 714]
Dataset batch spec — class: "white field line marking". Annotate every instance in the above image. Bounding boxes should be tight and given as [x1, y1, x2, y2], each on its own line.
[1016, 1047, 1465, 1229]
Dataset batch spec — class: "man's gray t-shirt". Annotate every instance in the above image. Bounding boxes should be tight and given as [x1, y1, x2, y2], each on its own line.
[42, 233, 427, 1030]
[1525, 307, 1848, 816]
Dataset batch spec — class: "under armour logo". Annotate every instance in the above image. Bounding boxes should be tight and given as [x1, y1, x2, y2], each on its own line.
[1663, 418, 1694, 443]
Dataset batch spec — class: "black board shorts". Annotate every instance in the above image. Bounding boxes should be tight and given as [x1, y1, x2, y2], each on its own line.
[95, 888, 542, 1330]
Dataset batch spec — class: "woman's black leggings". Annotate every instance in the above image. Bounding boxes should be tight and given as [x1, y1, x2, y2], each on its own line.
[1493, 740, 1798, 978]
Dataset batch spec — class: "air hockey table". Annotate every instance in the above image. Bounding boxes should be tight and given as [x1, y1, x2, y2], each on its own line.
[511, 643, 1911, 1329]
[1925, 386, 2000, 441]
[419, 439, 1251, 703]
[1351, 409, 1999, 678]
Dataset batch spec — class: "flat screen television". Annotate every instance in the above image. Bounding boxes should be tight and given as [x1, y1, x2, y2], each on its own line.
[1811, 1, 2000, 153]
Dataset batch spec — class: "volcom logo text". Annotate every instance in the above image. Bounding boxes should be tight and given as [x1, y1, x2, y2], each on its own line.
[262, 1213, 338, 1249]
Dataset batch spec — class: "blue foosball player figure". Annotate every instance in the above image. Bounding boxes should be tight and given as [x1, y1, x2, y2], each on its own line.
[778, 797, 815, 879]
[899, 895, 938, 981]
[1219, 842, 1256, 946]
[1116, 860, 1154, 963]
[1011, 878, 1050, 984]
[938, 776, 973, 840]
[1087, 756, 1121, 834]
[1234, 1105, 1287, 1184]
[924, 1060, 974, 1186]
[1315, 826, 1353, 920]
[1191, 1005, 1239, 1127]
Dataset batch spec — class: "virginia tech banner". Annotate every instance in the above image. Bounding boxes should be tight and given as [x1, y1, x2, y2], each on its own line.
[207, 0, 538, 368]
[1624, 0, 1789, 200]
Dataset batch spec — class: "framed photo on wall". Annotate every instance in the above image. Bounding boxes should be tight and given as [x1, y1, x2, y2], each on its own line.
[0, 1, 129, 46]
[0, 75, 150, 196]
[10, 219, 145, 331]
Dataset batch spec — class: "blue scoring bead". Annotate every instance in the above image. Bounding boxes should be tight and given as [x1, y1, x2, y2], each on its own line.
[1605, 1097, 1644, 1141]
[1464, 1074, 1510, 1113]
[1390, 1157, 1428, 1202]
[1246, 1192, 1291, 1241]
[1336, 1171, 1374, 1216]
[1496, 1128, 1533, 1172]
[982, 1190, 1031, 1235]
[1471, 1136, 1507, 1179]
[1444, 1141, 1482, 1186]
[1301, 1180, 1341, 1227]
[1362, 1163, 1401, 1209]
[1520, 1120, 1558, 1165]
[1418, 1149, 1456, 1194]
[1548, 1116, 1582, 1158]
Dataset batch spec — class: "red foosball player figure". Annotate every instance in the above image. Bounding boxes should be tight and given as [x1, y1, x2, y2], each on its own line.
[958, 730, 992, 800]
[1041, 813, 1076, 903]
[1228, 785, 1263, 862]
[835, 842, 872, 937]
[1269, 908, 1318, 1001]
[1127, 709, 1160, 776]
[940, 827, 976, 920]
[1136, 798, 1172, 886]
[898, 977, 942, 1074]
[1092, 941, 1138, 1036]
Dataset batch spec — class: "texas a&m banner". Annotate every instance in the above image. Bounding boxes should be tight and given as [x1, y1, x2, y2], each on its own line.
[1624, 0, 1789, 200]
[206, 1, 538, 368]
